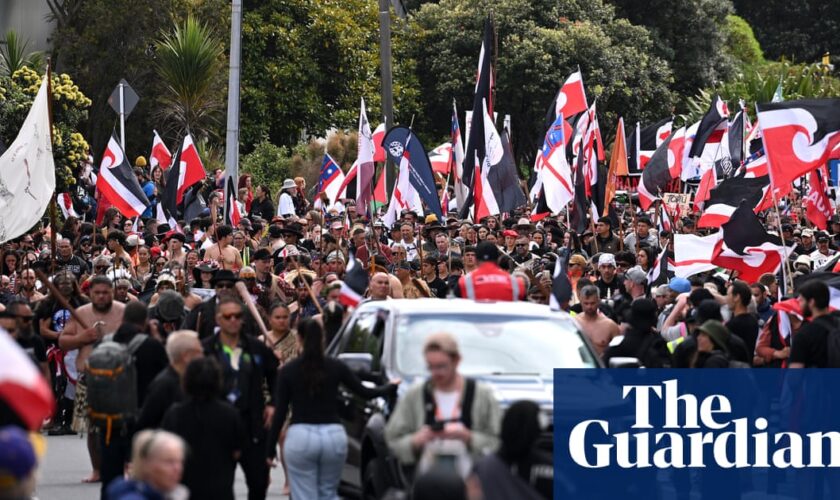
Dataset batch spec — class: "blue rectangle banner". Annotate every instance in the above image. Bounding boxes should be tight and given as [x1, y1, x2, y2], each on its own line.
[554, 369, 840, 499]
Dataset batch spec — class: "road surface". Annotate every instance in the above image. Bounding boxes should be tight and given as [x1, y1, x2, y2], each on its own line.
[37, 434, 289, 500]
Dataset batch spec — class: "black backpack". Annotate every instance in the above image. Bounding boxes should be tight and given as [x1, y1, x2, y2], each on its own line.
[86, 334, 147, 443]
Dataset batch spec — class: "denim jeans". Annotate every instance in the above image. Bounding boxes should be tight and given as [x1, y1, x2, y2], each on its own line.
[284, 423, 348, 500]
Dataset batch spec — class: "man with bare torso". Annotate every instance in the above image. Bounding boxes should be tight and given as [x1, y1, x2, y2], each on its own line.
[204, 224, 243, 271]
[575, 284, 619, 357]
[57, 275, 126, 483]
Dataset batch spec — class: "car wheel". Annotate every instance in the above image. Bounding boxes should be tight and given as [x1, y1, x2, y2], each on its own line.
[361, 458, 381, 500]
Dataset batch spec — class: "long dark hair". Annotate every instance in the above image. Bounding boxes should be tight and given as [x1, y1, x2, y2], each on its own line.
[298, 318, 326, 395]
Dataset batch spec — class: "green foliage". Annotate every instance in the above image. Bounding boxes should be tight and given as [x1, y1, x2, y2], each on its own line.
[408, 0, 675, 167]
[50, 0, 228, 161]
[680, 62, 840, 124]
[733, 0, 840, 63]
[610, 0, 735, 99]
[154, 16, 226, 143]
[0, 67, 91, 192]
[239, 0, 421, 152]
[723, 15, 763, 67]
[240, 141, 296, 195]
[0, 31, 44, 77]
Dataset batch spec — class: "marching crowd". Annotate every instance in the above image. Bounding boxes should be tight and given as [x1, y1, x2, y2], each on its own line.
[2, 163, 840, 500]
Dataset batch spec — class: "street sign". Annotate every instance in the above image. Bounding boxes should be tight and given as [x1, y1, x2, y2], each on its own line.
[107, 79, 139, 118]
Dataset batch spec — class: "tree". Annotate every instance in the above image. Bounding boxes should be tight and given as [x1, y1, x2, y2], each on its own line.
[0, 67, 92, 192]
[239, 0, 420, 152]
[50, 0, 228, 160]
[610, 0, 735, 99]
[723, 15, 763, 68]
[154, 16, 226, 143]
[733, 0, 840, 63]
[408, 0, 675, 170]
[0, 31, 44, 78]
[680, 62, 840, 124]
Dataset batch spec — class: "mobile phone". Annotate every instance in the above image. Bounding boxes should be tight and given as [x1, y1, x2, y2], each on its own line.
[430, 420, 445, 432]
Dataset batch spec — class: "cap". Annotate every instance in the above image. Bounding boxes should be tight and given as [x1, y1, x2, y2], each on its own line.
[795, 255, 812, 268]
[625, 266, 648, 285]
[597, 253, 616, 267]
[502, 229, 518, 238]
[326, 251, 345, 263]
[697, 320, 731, 353]
[475, 241, 499, 262]
[0, 426, 36, 483]
[330, 221, 344, 230]
[156, 290, 185, 322]
[668, 277, 691, 294]
[569, 254, 587, 267]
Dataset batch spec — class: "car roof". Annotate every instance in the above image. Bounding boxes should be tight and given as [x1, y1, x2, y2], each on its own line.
[357, 298, 575, 320]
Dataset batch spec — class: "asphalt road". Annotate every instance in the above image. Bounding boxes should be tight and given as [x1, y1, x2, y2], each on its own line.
[36, 434, 289, 500]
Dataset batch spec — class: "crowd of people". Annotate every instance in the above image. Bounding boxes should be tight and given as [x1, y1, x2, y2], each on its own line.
[2, 163, 840, 500]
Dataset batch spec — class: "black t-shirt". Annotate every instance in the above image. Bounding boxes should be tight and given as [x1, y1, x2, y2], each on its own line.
[790, 320, 830, 368]
[162, 399, 244, 500]
[424, 277, 449, 298]
[595, 277, 621, 300]
[726, 313, 759, 357]
[17, 333, 47, 367]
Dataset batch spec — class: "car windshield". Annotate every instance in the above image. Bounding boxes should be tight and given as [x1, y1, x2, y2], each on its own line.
[394, 313, 597, 378]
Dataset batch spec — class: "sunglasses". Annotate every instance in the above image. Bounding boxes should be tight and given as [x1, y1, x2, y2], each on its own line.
[221, 312, 243, 320]
[515, 244, 527, 247]
[15, 314, 34, 323]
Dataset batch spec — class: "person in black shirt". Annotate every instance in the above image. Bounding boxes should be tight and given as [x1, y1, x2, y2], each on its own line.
[0, 300, 47, 378]
[203, 296, 278, 500]
[790, 280, 834, 368]
[250, 185, 275, 222]
[725, 280, 759, 360]
[421, 255, 448, 298]
[267, 319, 397, 499]
[136, 330, 204, 431]
[163, 357, 244, 500]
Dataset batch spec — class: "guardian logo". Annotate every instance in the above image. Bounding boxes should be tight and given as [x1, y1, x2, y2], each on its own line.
[569, 379, 838, 469]
[554, 370, 840, 500]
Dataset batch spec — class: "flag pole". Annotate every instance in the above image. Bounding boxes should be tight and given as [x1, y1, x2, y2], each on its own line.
[755, 103, 794, 293]
[46, 58, 57, 275]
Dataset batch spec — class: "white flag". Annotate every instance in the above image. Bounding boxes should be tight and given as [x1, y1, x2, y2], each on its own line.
[0, 77, 55, 243]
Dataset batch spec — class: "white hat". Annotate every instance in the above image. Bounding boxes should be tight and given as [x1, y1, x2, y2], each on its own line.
[281, 179, 297, 190]
[598, 253, 616, 267]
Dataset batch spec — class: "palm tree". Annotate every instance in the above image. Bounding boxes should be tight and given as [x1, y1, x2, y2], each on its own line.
[155, 16, 225, 143]
[0, 31, 44, 77]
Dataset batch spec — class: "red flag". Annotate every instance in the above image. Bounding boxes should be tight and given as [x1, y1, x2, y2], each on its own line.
[0, 332, 55, 430]
[555, 70, 588, 118]
[149, 130, 172, 170]
[757, 99, 840, 189]
[225, 176, 241, 226]
[805, 168, 832, 230]
[373, 167, 387, 206]
[176, 134, 206, 204]
[372, 123, 386, 163]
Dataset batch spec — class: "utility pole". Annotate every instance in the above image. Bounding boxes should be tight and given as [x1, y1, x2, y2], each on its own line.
[378, 0, 396, 194]
[224, 0, 243, 221]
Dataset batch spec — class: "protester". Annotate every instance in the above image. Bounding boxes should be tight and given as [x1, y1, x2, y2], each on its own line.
[385, 332, 501, 474]
[105, 430, 188, 500]
[267, 319, 398, 499]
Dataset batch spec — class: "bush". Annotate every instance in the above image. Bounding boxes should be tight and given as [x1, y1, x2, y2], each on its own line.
[240, 141, 295, 195]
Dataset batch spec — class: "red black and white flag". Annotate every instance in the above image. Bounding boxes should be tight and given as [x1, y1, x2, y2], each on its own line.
[339, 251, 369, 308]
[688, 95, 729, 162]
[711, 200, 785, 283]
[175, 134, 206, 204]
[647, 246, 674, 287]
[549, 249, 573, 311]
[96, 133, 150, 218]
[805, 168, 832, 230]
[628, 117, 672, 174]
[149, 130, 172, 170]
[697, 174, 771, 228]
[757, 99, 840, 190]
[637, 130, 676, 209]
[58, 193, 78, 219]
[225, 175, 241, 227]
